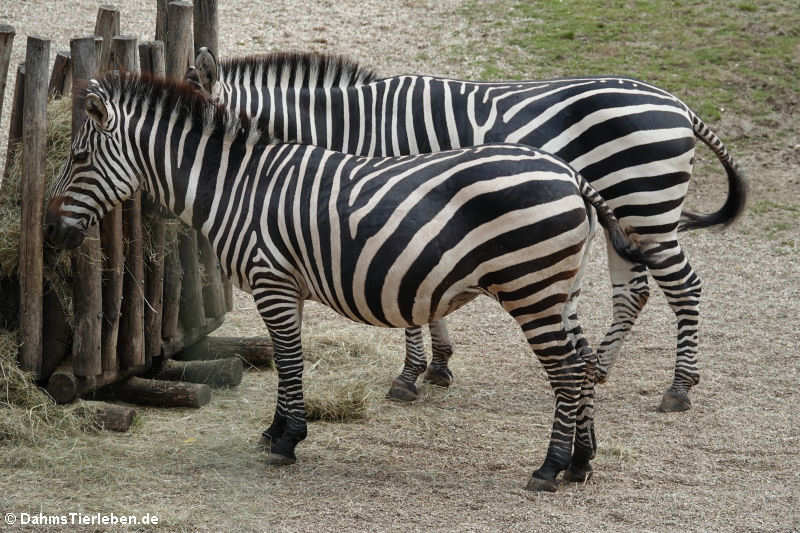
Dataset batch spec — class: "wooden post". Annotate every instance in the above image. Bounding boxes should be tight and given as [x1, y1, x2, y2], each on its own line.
[96, 27, 123, 374]
[200, 239, 225, 318]
[97, 376, 212, 408]
[48, 51, 71, 98]
[78, 401, 136, 432]
[0, 25, 15, 121]
[192, 0, 227, 320]
[153, 357, 243, 388]
[70, 36, 102, 378]
[178, 231, 206, 335]
[155, 0, 169, 42]
[3, 63, 23, 180]
[139, 40, 166, 365]
[111, 35, 146, 371]
[166, 1, 194, 79]
[94, 5, 120, 72]
[193, 0, 218, 56]
[165, 0, 206, 343]
[18, 36, 50, 377]
[177, 336, 274, 368]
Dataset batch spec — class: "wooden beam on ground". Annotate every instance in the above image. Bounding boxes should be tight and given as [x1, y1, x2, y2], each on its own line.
[97, 376, 211, 408]
[18, 36, 50, 378]
[70, 36, 102, 378]
[3, 63, 24, 180]
[0, 24, 15, 121]
[177, 336, 274, 368]
[48, 50, 71, 98]
[78, 400, 136, 432]
[47, 362, 139, 404]
[153, 358, 243, 388]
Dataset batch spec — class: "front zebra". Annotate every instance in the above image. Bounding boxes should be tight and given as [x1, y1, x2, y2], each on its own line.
[45, 73, 649, 491]
[187, 49, 748, 411]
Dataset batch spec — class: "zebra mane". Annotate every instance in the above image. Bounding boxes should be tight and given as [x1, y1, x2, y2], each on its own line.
[218, 52, 380, 87]
[92, 71, 273, 146]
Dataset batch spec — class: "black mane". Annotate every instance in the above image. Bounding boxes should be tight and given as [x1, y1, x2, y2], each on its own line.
[91, 71, 273, 146]
[218, 51, 379, 87]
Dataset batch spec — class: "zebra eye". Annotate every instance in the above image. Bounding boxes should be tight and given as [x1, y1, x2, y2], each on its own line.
[74, 151, 90, 163]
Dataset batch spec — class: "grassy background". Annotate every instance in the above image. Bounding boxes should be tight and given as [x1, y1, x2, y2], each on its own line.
[451, 0, 798, 136]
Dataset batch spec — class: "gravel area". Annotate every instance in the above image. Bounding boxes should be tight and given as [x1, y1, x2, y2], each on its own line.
[1, 2, 798, 532]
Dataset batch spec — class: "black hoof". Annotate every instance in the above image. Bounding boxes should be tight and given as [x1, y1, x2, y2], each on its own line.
[563, 465, 593, 484]
[423, 366, 453, 387]
[657, 389, 691, 412]
[525, 476, 558, 492]
[386, 378, 418, 402]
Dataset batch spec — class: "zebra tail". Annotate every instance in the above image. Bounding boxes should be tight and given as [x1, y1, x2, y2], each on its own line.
[576, 174, 645, 265]
[679, 112, 749, 232]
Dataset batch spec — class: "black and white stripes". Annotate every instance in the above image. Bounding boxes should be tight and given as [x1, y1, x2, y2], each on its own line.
[46, 73, 649, 491]
[192, 51, 747, 409]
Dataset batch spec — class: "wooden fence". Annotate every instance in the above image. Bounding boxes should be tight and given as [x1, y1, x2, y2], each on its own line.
[0, 2, 254, 426]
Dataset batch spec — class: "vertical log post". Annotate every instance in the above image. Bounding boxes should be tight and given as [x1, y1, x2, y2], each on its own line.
[112, 35, 145, 371]
[193, 0, 227, 320]
[18, 36, 50, 377]
[193, 0, 218, 56]
[0, 25, 15, 121]
[3, 63, 23, 180]
[94, 6, 120, 71]
[95, 6, 124, 374]
[70, 36, 103, 378]
[155, 0, 169, 42]
[48, 51, 71, 98]
[139, 40, 167, 366]
[165, 0, 206, 341]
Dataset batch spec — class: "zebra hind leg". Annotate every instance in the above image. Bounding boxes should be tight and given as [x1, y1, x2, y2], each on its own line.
[649, 243, 702, 413]
[563, 375, 597, 484]
[595, 235, 651, 383]
[386, 326, 428, 402]
[423, 319, 454, 387]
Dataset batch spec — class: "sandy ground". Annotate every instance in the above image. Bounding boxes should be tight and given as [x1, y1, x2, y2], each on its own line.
[1, 1, 799, 532]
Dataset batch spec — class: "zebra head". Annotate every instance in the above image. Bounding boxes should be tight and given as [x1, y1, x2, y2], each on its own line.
[185, 47, 221, 102]
[45, 78, 140, 250]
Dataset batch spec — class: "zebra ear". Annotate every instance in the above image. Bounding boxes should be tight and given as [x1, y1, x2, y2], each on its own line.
[192, 47, 218, 96]
[85, 93, 110, 129]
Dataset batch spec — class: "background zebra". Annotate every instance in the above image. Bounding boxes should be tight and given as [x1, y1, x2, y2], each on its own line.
[45, 73, 652, 491]
[186, 48, 748, 412]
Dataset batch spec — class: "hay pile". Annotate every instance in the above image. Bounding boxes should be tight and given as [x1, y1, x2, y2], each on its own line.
[0, 329, 91, 445]
[301, 330, 380, 423]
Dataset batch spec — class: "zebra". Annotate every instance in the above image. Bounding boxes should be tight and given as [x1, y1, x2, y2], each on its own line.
[185, 48, 748, 412]
[45, 72, 652, 491]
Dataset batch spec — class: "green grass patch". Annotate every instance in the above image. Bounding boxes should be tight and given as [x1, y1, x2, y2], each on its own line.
[448, 0, 799, 134]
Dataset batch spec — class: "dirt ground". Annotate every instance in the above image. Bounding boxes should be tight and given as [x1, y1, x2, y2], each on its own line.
[1, 1, 798, 532]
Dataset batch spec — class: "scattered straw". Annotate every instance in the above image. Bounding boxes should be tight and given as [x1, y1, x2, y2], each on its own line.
[305, 380, 370, 422]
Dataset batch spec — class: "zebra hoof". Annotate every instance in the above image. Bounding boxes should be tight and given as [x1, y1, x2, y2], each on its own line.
[266, 452, 296, 466]
[595, 367, 608, 384]
[563, 465, 593, 484]
[386, 378, 418, 402]
[525, 475, 559, 493]
[423, 366, 453, 387]
[657, 389, 692, 412]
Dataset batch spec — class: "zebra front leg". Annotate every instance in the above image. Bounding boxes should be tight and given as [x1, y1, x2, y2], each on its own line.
[649, 243, 702, 412]
[254, 287, 308, 464]
[423, 319, 455, 387]
[387, 326, 428, 402]
[596, 235, 650, 383]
